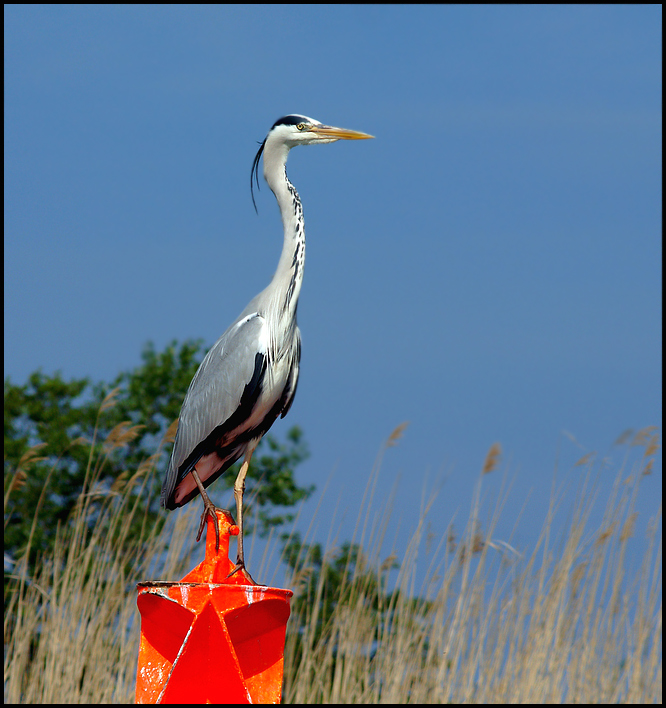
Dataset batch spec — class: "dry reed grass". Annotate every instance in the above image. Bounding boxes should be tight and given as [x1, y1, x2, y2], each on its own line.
[4, 418, 661, 703]
[4, 396, 196, 702]
[282, 427, 661, 703]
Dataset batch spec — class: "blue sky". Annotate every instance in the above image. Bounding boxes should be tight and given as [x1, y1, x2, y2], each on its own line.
[4, 5, 661, 580]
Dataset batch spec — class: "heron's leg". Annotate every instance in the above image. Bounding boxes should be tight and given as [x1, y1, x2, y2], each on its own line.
[227, 439, 261, 582]
[191, 467, 220, 552]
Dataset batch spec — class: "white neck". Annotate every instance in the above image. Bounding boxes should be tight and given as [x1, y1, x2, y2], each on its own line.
[260, 136, 306, 339]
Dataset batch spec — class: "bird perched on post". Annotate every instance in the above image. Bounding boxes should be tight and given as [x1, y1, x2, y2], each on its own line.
[160, 115, 373, 580]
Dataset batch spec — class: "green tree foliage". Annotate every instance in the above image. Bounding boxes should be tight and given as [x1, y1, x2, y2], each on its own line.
[4, 340, 313, 569]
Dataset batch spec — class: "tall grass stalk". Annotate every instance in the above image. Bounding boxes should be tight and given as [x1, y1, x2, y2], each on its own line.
[4, 422, 661, 703]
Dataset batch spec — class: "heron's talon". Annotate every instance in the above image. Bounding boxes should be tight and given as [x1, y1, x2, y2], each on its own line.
[196, 501, 220, 551]
[226, 560, 256, 584]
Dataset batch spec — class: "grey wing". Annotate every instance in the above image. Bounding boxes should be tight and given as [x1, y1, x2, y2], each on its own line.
[161, 313, 267, 504]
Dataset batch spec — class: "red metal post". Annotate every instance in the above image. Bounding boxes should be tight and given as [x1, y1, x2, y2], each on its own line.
[136, 509, 292, 704]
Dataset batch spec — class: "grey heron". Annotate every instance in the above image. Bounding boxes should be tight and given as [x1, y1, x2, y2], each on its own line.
[160, 114, 373, 580]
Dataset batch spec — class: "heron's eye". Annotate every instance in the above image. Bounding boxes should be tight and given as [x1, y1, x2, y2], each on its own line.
[297, 123, 306, 131]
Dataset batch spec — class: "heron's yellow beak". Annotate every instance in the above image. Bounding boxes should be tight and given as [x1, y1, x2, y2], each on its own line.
[310, 125, 374, 140]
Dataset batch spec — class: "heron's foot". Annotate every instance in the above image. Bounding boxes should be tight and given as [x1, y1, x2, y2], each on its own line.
[226, 558, 256, 585]
[196, 498, 220, 551]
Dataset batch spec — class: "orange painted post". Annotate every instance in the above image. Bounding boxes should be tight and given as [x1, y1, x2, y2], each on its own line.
[135, 509, 292, 704]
